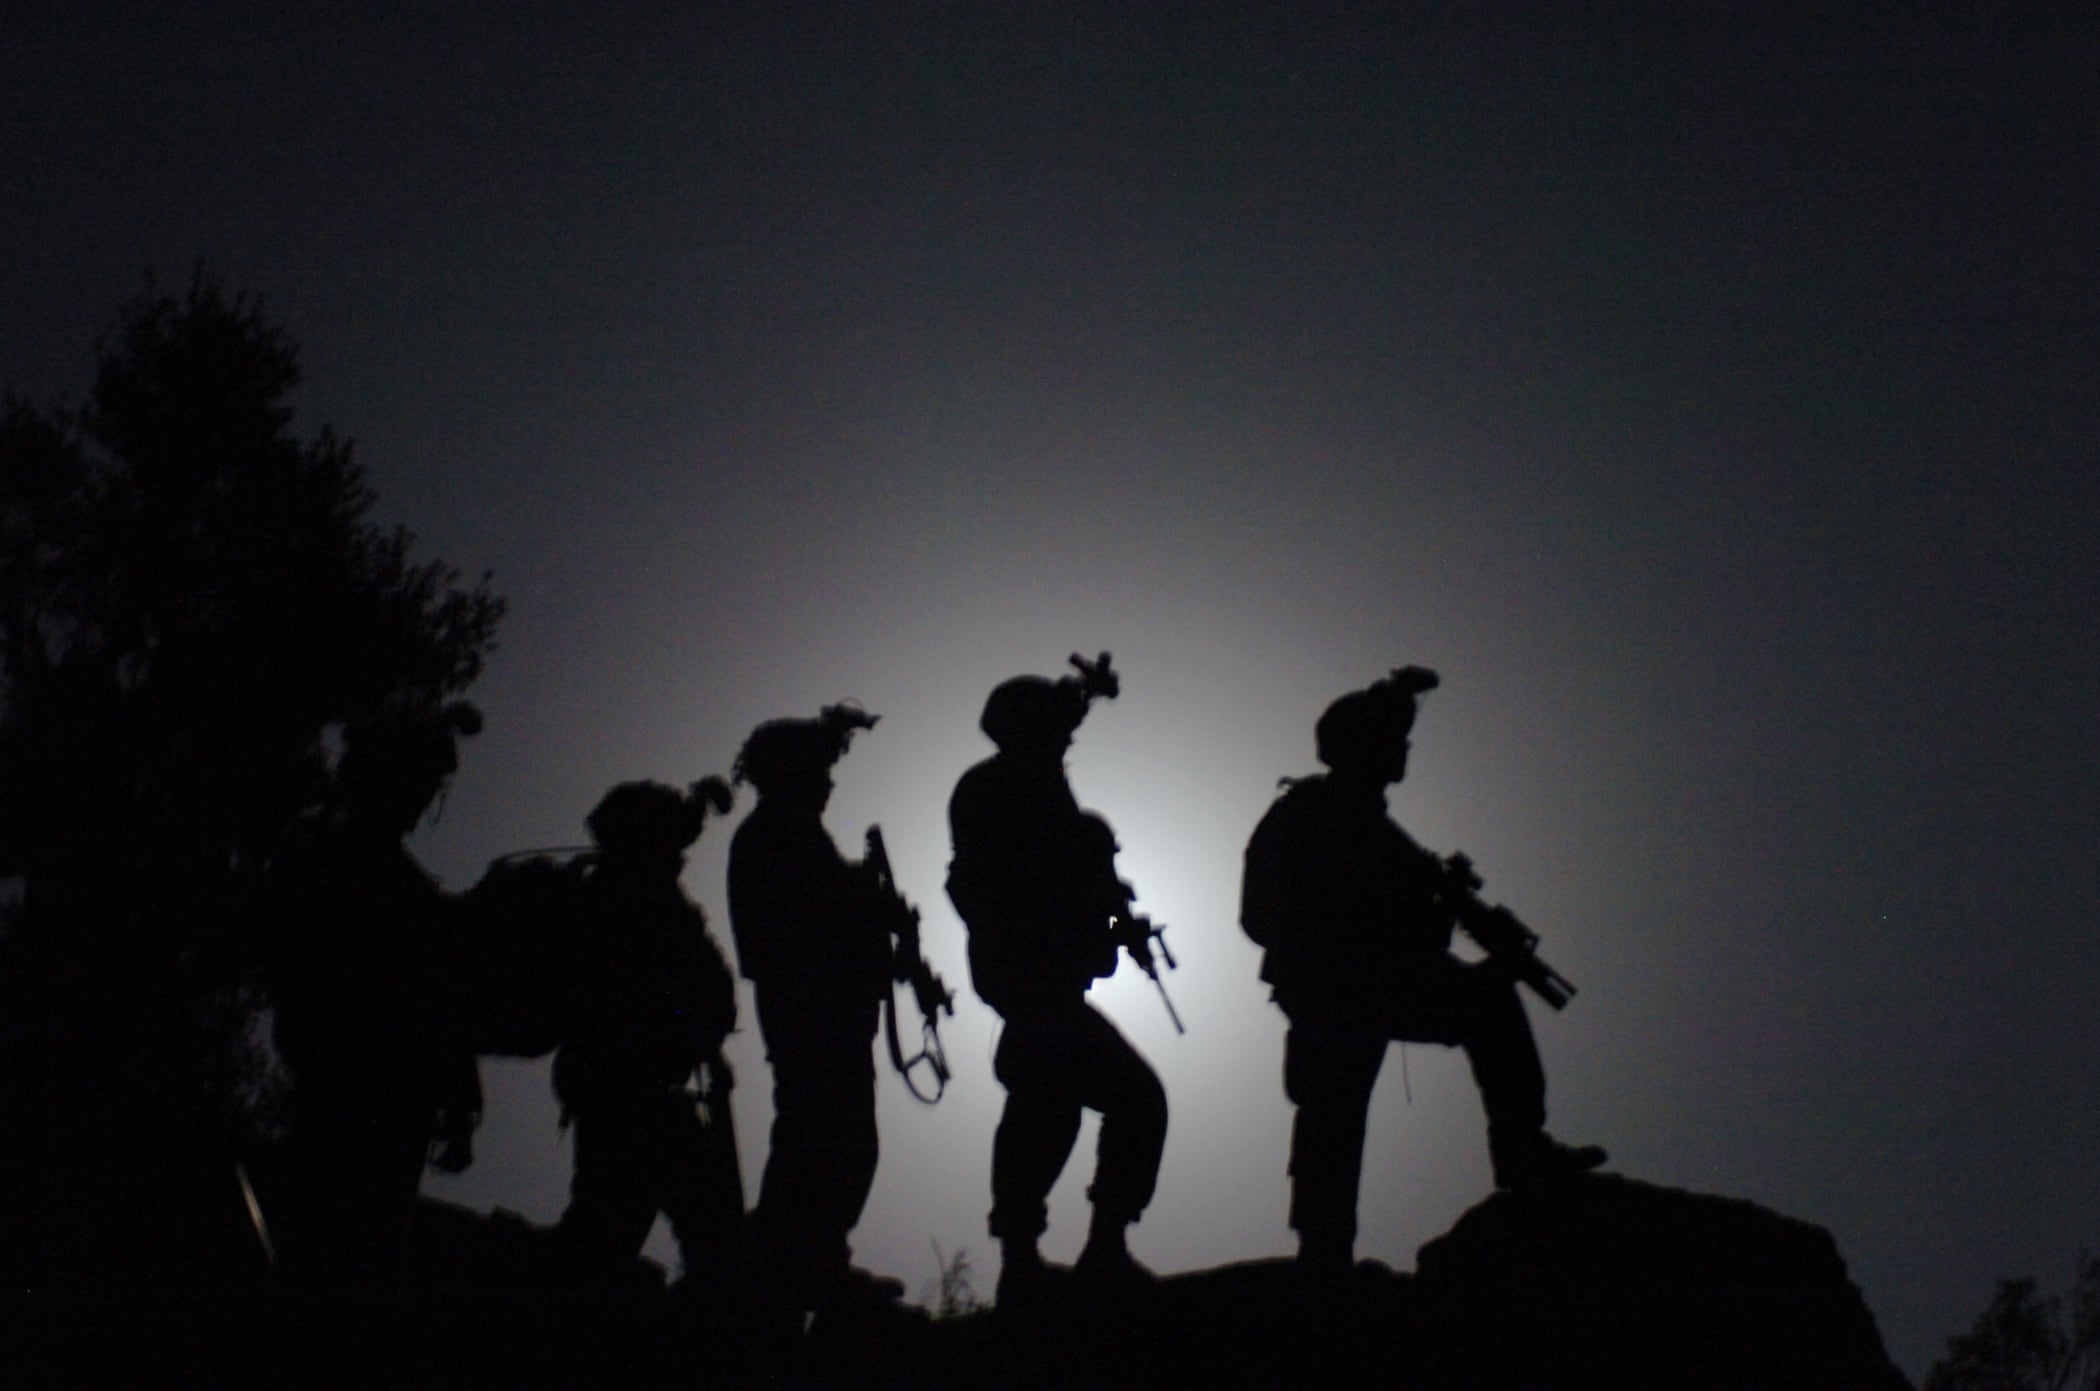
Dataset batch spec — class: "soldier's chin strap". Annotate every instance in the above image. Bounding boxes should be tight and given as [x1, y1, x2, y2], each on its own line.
[884, 989, 950, 1105]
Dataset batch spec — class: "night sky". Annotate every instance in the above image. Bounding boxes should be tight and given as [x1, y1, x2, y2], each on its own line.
[7, 8, 2097, 1379]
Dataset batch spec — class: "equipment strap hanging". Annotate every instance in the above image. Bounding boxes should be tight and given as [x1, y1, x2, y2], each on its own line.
[884, 987, 950, 1105]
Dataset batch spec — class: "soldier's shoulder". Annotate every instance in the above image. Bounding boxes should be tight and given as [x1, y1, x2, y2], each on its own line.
[727, 799, 784, 850]
[735, 803, 841, 864]
[949, 753, 1029, 814]
[951, 753, 1006, 791]
[1259, 773, 1340, 820]
[1251, 774, 1392, 852]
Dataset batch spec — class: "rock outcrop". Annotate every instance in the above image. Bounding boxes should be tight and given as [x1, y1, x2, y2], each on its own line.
[1410, 1173, 1911, 1390]
[904, 1176, 1908, 1388]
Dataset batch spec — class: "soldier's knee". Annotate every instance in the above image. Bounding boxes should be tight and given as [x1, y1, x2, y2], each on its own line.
[1128, 1062, 1167, 1131]
[1283, 1041, 1316, 1107]
[1283, 1027, 1355, 1106]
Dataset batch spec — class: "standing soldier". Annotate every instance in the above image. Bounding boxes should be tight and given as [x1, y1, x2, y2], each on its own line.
[552, 777, 740, 1290]
[946, 654, 1168, 1305]
[1240, 667, 1605, 1274]
[726, 704, 909, 1316]
[269, 702, 485, 1284]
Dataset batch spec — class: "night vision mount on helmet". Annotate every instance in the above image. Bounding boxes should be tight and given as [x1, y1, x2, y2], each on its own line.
[1315, 664, 1440, 772]
[732, 702, 879, 793]
[978, 651, 1121, 750]
[586, 776, 735, 855]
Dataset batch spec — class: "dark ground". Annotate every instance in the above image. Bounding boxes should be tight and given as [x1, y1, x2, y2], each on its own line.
[2, 1173, 1911, 1390]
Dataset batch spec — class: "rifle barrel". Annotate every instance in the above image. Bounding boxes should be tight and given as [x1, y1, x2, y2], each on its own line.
[1152, 973, 1186, 1034]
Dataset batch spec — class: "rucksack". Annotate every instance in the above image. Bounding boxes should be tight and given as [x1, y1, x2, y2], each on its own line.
[452, 852, 597, 1058]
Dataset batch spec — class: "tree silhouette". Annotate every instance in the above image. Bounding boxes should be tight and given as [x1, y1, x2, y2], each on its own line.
[0, 274, 503, 1288]
[1925, 1252, 2100, 1391]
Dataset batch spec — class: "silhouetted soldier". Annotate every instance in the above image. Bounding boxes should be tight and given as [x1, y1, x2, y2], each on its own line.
[269, 702, 485, 1284]
[726, 703, 910, 1315]
[947, 654, 1167, 1304]
[552, 778, 740, 1289]
[1241, 667, 1605, 1273]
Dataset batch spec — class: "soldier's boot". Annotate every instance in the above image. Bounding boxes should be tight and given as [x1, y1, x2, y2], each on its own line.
[994, 1237, 1070, 1311]
[1490, 1127, 1607, 1191]
[1295, 1230, 1354, 1275]
[1073, 1209, 1155, 1288]
[805, 1264, 926, 1342]
[824, 1264, 907, 1309]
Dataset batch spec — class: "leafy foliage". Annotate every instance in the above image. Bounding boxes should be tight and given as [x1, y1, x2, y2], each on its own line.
[0, 273, 503, 1283]
[2, 278, 501, 898]
[1926, 1252, 2100, 1391]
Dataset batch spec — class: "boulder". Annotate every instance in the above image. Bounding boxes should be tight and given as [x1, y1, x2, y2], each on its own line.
[1410, 1173, 1912, 1390]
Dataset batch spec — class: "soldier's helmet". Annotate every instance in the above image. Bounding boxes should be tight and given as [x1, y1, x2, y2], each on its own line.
[979, 676, 1084, 750]
[1315, 666, 1440, 772]
[733, 703, 878, 796]
[338, 700, 482, 830]
[587, 776, 734, 856]
[980, 652, 1119, 751]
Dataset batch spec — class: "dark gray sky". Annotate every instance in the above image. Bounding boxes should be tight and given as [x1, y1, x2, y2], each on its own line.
[7, 7, 2096, 1378]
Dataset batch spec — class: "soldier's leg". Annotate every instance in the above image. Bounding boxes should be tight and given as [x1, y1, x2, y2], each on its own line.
[1072, 1007, 1166, 1223]
[1443, 959, 1547, 1136]
[792, 1039, 881, 1283]
[1416, 959, 1600, 1187]
[1067, 1005, 1167, 1280]
[751, 1058, 815, 1229]
[281, 1089, 430, 1285]
[1283, 1019, 1386, 1269]
[662, 1094, 740, 1286]
[818, 1007, 883, 1273]
[751, 1002, 882, 1294]
[814, 1075, 880, 1276]
[988, 1013, 1084, 1256]
[556, 1099, 663, 1281]
[753, 1062, 850, 1279]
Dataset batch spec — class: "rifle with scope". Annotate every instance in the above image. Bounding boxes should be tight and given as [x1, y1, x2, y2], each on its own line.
[1430, 851, 1578, 1011]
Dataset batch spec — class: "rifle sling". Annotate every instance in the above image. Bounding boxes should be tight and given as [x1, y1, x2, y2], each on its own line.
[884, 987, 947, 1105]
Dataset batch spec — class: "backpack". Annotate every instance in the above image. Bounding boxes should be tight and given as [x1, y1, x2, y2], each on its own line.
[452, 852, 597, 1058]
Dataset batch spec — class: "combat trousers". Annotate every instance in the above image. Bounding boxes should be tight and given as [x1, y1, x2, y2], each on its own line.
[1283, 957, 1545, 1247]
[279, 1083, 432, 1285]
[988, 1000, 1167, 1241]
[557, 1086, 738, 1283]
[749, 992, 880, 1290]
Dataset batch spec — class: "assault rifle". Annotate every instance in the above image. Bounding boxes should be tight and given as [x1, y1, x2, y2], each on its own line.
[1077, 808, 1184, 1035]
[1432, 852, 1578, 1011]
[865, 826, 954, 1103]
[1110, 910, 1185, 1035]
